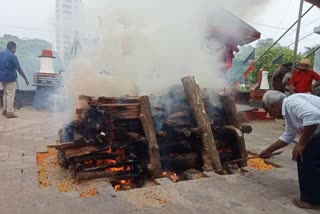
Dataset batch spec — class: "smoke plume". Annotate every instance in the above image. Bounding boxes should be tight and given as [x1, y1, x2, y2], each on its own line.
[63, 0, 268, 114]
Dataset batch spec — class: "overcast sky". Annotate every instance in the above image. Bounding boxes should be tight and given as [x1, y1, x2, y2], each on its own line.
[0, 0, 319, 52]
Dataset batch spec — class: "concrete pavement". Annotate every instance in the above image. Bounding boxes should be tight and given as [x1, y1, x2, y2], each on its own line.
[0, 107, 319, 214]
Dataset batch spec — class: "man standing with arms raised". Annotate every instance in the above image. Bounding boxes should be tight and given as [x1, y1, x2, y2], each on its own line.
[0, 41, 29, 118]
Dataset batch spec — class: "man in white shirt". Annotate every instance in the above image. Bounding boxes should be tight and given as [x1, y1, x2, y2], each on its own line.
[260, 91, 320, 210]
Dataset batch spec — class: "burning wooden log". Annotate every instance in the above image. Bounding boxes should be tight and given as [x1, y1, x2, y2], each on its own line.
[181, 76, 222, 173]
[81, 160, 135, 172]
[64, 146, 106, 159]
[48, 142, 80, 150]
[139, 96, 163, 178]
[219, 95, 247, 167]
[48, 139, 94, 150]
[54, 96, 153, 183]
[75, 170, 131, 181]
[55, 88, 252, 185]
[72, 153, 117, 163]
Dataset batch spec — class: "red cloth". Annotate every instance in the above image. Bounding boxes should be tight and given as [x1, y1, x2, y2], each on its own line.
[290, 69, 320, 93]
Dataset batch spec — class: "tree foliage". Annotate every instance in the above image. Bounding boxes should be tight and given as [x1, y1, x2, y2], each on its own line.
[304, 44, 320, 66]
[0, 34, 61, 90]
[231, 38, 319, 84]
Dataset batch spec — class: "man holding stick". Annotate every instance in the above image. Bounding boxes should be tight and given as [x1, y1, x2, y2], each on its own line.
[260, 90, 320, 210]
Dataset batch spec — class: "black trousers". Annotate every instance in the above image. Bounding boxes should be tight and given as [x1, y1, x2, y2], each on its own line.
[297, 132, 320, 204]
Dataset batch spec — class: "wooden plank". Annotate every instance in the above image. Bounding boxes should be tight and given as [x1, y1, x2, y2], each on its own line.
[139, 96, 163, 178]
[64, 146, 102, 159]
[75, 170, 127, 181]
[98, 103, 140, 108]
[47, 141, 90, 150]
[181, 76, 222, 173]
[98, 96, 140, 104]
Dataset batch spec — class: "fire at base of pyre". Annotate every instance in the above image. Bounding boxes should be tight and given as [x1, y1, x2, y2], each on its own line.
[162, 169, 208, 183]
[52, 95, 159, 192]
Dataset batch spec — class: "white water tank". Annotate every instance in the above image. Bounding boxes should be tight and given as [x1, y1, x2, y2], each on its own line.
[260, 71, 270, 90]
[39, 50, 56, 74]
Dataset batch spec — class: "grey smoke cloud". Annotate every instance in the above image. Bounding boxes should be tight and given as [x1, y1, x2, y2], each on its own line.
[64, 0, 268, 114]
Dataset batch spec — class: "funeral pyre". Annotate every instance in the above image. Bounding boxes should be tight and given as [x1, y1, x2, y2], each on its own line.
[51, 76, 252, 190]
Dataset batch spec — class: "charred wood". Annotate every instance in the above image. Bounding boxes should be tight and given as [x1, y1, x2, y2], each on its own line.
[219, 95, 242, 128]
[64, 146, 109, 159]
[75, 170, 130, 181]
[223, 126, 242, 137]
[72, 153, 117, 163]
[159, 140, 194, 156]
[219, 95, 247, 167]
[97, 96, 139, 104]
[48, 140, 95, 150]
[57, 150, 69, 168]
[82, 160, 137, 172]
[161, 152, 202, 171]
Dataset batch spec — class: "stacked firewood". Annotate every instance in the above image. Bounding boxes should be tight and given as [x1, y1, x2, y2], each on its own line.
[52, 95, 161, 183]
[152, 82, 251, 174]
[151, 86, 223, 172]
[52, 76, 252, 183]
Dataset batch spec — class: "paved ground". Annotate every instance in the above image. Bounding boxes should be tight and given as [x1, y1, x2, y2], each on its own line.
[0, 107, 319, 214]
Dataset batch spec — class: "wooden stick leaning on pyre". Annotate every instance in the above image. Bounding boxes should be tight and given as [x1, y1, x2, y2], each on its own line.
[181, 76, 223, 173]
[219, 95, 248, 167]
[139, 96, 163, 178]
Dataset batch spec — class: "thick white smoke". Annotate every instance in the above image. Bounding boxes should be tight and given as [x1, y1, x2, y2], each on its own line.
[63, 0, 268, 114]
[217, 0, 269, 18]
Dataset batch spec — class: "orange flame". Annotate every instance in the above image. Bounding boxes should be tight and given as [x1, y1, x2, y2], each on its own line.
[113, 179, 133, 191]
[171, 173, 179, 182]
[114, 184, 121, 191]
[162, 171, 179, 182]
[119, 179, 127, 184]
